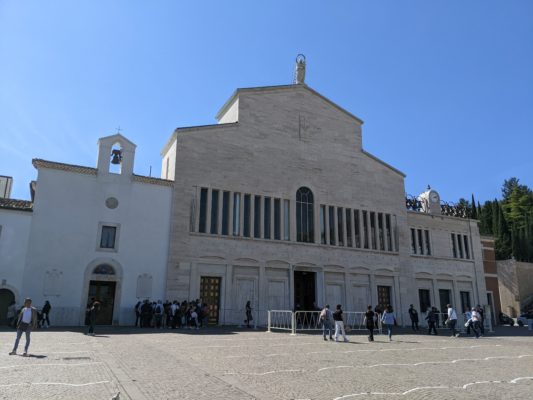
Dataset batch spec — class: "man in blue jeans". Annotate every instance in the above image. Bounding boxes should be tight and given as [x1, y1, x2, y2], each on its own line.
[447, 304, 459, 337]
[320, 304, 333, 341]
[9, 298, 39, 356]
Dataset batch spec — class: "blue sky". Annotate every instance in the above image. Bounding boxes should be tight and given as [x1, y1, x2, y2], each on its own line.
[1, 1, 532, 203]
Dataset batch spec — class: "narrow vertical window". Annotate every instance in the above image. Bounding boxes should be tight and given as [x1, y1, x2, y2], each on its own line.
[296, 187, 314, 243]
[362, 210, 369, 249]
[451, 233, 457, 258]
[243, 194, 251, 237]
[417, 229, 424, 255]
[346, 208, 353, 247]
[393, 215, 399, 252]
[254, 196, 261, 238]
[425, 230, 431, 255]
[273, 199, 281, 240]
[385, 214, 393, 251]
[264, 197, 271, 239]
[354, 209, 361, 248]
[198, 188, 208, 233]
[337, 207, 344, 246]
[370, 212, 377, 249]
[458, 233, 464, 258]
[283, 200, 290, 240]
[210, 189, 219, 234]
[233, 193, 241, 236]
[328, 206, 336, 245]
[411, 228, 417, 254]
[378, 213, 385, 251]
[320, 205, 326, 244]
[463, 235, 470, 259]
[221, 191, 230, 235]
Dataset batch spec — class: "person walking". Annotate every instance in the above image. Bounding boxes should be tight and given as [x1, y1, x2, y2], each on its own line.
[6, 300, 17, 328]
[9, 298, 39, 356]
[245, 301, 253, 328]
[87, 299, 100, 336]
[447, 304, 458, 337]
[333, 304, 349, 342]
[41, 300, 51, 328]
[426, 307, 438, 335]
[408, 304, 419, 332]
[364, 305, 375, 342]
[476, 305, 485, 336]
[319, 304, 333, 341]
[381, 305, 396, 341]
[471, 307, 481, 339]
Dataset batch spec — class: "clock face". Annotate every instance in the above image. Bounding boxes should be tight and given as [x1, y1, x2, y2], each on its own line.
[429, 192, 440, 203]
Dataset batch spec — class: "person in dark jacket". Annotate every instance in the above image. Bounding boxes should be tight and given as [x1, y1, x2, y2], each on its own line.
[86, 299, 100, 336]
[364, 305, 375, 342]
[408, 304, 419, 332]
[245, 301, 253, 328]
[426, 306, 438, 335]
[41, 301, 51, 328]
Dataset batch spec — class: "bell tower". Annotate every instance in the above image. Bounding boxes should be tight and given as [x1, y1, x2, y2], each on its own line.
[96, 133, 137, 177]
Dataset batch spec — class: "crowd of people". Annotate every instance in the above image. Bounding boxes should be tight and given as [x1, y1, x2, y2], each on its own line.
[317, 303, 489, 343]
[134, 299, 210, 329]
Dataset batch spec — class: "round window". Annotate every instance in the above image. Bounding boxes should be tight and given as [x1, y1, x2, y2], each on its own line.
[105, 197, 119, 209]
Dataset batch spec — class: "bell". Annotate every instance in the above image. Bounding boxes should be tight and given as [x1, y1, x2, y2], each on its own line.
[110, 149, 122, 165]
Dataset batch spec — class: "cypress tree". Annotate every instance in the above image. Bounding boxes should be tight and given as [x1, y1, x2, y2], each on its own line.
[471, 194, 478, 219]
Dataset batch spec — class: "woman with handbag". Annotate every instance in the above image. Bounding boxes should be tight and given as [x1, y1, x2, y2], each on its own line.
[9, 298, 39, 356]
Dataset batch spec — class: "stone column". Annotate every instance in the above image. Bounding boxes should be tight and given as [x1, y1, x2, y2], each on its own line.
[224, 264, 233, 324]
[289, 264, 294, 310]
[258, 263, 266, 325]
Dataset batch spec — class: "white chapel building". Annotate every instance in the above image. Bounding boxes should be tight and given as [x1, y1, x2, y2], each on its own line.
[0, 58, 486, 326]
[0, 134, 172, 326]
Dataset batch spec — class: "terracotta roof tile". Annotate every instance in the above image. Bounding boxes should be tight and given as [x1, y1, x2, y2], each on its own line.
[0, 198, 33, 212]
[32, 159, 173, 187]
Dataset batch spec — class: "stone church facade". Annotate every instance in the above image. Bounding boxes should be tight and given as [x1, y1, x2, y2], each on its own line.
[161, 69, 486, 326]
[0, 60, 486, 326]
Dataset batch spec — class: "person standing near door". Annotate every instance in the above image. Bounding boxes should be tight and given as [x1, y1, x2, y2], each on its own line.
[87, 299, 100, 336]
[41, 301, 51, 328]
[9, 298, 38, 356]
[245, 301, 253, 328]
[446, 304, 458, 337]
[408, 304, 419, 332]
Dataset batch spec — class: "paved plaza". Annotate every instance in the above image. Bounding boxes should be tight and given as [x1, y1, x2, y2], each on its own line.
[1, 326, 532, 399]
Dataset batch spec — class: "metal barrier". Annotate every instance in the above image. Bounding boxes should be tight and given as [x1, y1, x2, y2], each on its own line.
[267, 310, 295, 334]
[268, 310, 382, 335]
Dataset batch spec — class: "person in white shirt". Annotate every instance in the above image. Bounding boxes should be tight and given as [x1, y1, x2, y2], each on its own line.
[10, 298, 38, 356]
[447, 304, 458, 337]
[471, 308, 481, 338]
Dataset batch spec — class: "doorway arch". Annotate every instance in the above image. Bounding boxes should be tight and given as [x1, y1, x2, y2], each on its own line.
[81, 258, 123, 326]
[0, 288, 16, 326]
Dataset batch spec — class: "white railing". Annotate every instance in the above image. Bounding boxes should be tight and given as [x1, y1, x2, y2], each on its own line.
[267, 310, 295, 334]
[268, 310, 382, 335]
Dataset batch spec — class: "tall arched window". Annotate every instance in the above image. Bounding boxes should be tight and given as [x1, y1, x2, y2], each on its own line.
[296, 187, 314, 243]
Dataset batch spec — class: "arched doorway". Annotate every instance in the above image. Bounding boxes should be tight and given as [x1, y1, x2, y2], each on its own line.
[87, 264, 118, 325]
[0, 288, 15, 326]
